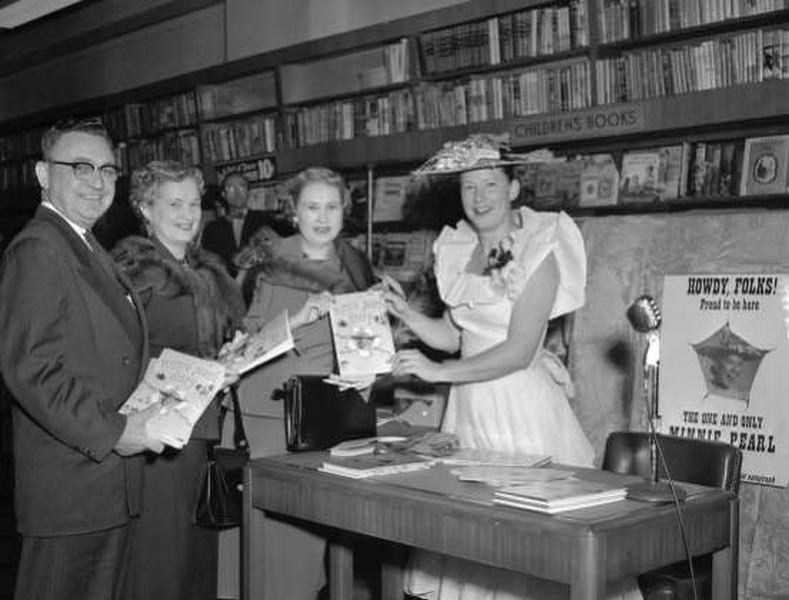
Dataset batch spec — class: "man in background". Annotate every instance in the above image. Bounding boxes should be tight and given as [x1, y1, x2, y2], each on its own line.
[202, 172, 274, 277]
[0, 117, 164, 600]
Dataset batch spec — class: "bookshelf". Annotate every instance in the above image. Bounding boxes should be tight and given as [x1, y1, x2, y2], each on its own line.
[1, 0, 789, 237]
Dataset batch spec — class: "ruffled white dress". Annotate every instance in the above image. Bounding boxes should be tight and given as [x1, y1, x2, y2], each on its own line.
[405, 207, 642, 600]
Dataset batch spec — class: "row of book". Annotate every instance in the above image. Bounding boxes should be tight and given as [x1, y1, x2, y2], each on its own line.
[416, 61, 592, 131]
[104, 92, 198, 140]
[419, 2, 588, 75]
[599, 0, 789, 43]
[281, 89, 414, 148]
[0, 128, 42, 163]
[596, 27, 789, 105]
[278, 59, 592, 149]
[519, 134, 789, 211]
[201, 114, 277, 164]
[247, 59, 591, 150]
[0, 160, 36, 190]
[114, 130, 201, 174]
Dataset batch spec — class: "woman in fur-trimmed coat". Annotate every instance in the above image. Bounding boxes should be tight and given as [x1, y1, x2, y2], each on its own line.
[112, 161, 245, 600]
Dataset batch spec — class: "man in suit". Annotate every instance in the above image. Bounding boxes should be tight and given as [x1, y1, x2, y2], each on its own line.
[0, 117, 165, 600]
[202, 172, 276, 277]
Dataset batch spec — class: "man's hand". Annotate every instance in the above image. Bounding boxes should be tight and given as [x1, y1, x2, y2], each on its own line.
[114, 403, 166, 456]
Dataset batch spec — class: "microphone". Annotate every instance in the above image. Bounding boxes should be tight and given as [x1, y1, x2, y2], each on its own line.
[628, 295, 661, 367]
[627, 295, 661, 333]
[626, 294, 686, 503]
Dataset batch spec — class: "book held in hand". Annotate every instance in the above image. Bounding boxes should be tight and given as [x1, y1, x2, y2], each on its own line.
[120, 349, 227, 448]
[217, 310, 293, 375]
[329, 290, 396, 378]
[493, 477, 627, 514]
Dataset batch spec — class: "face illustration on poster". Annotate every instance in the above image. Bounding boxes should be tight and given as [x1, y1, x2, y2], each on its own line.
[692, 322, 771, 408]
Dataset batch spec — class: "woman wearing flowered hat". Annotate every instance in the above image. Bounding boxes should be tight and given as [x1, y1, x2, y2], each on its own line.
[384, 134, 642, 599]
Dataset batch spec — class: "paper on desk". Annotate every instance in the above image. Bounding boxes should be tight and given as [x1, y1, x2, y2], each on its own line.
[451, 466, 575, 486]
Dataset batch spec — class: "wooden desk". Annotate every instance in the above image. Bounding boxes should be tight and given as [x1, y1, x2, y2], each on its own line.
[243, 453, 738, 600]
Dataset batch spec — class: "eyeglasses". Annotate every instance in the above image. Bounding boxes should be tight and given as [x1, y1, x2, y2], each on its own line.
[49, 160, 122, 183]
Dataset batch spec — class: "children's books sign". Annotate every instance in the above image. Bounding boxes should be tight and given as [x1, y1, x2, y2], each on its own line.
[659, 274, 789, 487]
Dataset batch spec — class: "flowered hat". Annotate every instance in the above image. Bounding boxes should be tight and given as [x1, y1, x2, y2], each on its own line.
[411, 133, 545, 176]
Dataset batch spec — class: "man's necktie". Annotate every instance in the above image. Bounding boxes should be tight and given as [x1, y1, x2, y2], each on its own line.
[84, 230, 125, 287]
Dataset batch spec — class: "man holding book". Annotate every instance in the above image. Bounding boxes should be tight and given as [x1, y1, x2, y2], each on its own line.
[0, 117, 164, 600]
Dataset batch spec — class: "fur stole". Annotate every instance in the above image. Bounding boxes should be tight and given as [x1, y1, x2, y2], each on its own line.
[112, 235, 245, 357]
[240, 231, 375, 302]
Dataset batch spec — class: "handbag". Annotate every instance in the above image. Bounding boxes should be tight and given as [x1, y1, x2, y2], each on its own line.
[274, 375, 377, 452]
[193, 386, 250, 529]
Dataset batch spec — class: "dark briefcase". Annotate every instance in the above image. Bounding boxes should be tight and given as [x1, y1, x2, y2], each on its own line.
[275, 375, 377, 452]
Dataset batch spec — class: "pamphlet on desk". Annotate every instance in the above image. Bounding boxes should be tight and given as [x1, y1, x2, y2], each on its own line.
[329, 290, 396, 378]
[493, 478, 627, 514]
[451, 466, 572, 486]
[217, 310, 293, 375]
[119, 349, 227, 448]
[438, 448, 551, 468]
[319, 451, 433, 479]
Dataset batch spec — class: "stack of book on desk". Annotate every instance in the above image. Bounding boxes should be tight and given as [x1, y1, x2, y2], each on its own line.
[493, 478, 627, 514]
[319, 451, 433, 479]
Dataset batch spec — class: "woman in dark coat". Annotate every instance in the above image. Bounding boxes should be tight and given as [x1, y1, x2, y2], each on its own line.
[112, 160, 245, 600]
[217, 166, 377, 599]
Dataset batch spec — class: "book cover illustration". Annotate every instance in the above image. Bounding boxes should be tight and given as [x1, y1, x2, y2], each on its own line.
[739, 135, 789, 196]
[656, 143, 691, 201]
[120, 349, 227, 447]
[329, 290, 396, 377]
[217, 310, 293, 375]
[578, 154, 619, 207]
[619, 150, 662, 203]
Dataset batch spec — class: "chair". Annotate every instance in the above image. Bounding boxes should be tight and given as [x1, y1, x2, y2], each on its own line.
[602, 431, 742, 600]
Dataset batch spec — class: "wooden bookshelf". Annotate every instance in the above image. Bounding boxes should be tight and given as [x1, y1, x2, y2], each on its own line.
[0, 0, 788, 228]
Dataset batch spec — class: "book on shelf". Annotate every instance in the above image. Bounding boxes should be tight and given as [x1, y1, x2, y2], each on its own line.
[217, 310, 293, 375]
[119, 349, 227, 448]
[319, 451, 433, 479]
[493, 478, 628, 514]
[371, 230, 437, 283]
[739, 135, 789, 196]
[656, 143, 692, 201]
[619, 150, 662, 204]
[329, 290, 396, 378]
[372, 176, 410, 223]
[578, 154, 619, 207]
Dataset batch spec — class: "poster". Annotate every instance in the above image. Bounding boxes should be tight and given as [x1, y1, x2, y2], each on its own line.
[659, 274, 789, 487]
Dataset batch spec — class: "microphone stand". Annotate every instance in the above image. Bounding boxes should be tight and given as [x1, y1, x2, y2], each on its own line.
[626, 331, 687, 503]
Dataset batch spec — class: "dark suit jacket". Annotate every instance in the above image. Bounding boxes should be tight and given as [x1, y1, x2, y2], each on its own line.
[0, 206, 148, 536]
[201, 210, 275, 276]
